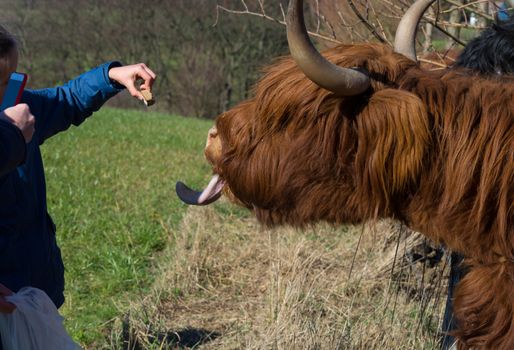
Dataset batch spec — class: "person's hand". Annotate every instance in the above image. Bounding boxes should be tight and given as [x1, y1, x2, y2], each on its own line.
[0, 283, 16, 314]
[0, 104, 36, 143]
[108, 63, 157, 102]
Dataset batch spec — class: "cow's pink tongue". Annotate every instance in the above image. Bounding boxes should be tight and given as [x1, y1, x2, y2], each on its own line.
[176, 174, 225, 205]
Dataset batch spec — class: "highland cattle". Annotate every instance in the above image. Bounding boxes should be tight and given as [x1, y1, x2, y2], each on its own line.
[177, 1, 514, 348]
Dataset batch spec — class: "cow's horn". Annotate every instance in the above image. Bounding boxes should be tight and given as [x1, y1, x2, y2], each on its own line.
[394, 0, 437, 61]
[286, 0, 370, 96]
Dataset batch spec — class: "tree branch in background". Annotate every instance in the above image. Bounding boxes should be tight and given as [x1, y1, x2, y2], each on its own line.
[215, 0, 285, 26]
[216, 1, 342, 44]
[444, 0, 493, 21]
[347, 0, 388, 43]
[217, 0, 493, 56]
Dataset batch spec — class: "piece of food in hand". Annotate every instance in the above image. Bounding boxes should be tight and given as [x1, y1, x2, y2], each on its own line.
[140, 89, 155, 106]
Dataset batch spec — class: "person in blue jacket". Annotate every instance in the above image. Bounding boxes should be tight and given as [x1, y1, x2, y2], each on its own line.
[0, 25, 156, 319]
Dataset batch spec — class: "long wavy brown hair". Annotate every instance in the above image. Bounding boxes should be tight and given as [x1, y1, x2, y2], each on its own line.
[213, 42, 514, 350]
[178, 1, 514, 348]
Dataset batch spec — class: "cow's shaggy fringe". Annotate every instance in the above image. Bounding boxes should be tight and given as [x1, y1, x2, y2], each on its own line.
[213, 43, 514, 349]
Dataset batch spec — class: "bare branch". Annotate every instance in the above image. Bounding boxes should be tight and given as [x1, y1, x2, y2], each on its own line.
[216, 2, 342, 44]
[367, 0, 392, 46]
[347, 0, 388, 43]
[316, 0, 321, 34]
[444, 0, 493, 20]
[425, 17, 487, 29]
[241, 0, 249, 12]
[217, 0, 490, 53]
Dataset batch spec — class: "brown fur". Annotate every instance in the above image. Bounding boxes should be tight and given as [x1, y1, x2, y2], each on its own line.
[209, 43, 514, 349]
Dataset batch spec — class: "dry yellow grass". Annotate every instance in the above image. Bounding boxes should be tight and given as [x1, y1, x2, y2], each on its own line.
[110, 203, 448, 350]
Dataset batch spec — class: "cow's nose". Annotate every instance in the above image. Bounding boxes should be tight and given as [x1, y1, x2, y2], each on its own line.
[208, 127, 218, 139]
[206, 126, 219, 153]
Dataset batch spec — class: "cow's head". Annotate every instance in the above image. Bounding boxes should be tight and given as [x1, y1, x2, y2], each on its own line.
[177, 0, 435, 226]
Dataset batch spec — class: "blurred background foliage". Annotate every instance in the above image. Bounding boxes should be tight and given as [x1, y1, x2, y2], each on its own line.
[0, 0, 290, 118]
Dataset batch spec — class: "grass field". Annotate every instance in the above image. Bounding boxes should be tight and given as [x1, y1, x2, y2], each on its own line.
[42, 107, 214, 346]
[42, 107, 448, 349]
[112, 208, 448, 350]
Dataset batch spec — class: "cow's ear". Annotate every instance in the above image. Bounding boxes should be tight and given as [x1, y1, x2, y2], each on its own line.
[355, 89, 431, 205]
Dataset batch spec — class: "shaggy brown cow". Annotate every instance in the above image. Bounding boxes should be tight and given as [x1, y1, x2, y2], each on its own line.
[177, 0, 514, 348]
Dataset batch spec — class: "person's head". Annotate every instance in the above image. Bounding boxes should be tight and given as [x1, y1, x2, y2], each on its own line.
[0, 25, 19, 99]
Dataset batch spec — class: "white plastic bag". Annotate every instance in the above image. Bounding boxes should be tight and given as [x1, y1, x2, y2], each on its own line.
[0, 287, 81, 350]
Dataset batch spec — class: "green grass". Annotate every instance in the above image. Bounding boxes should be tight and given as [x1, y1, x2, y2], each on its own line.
[41, 107, 214, 347]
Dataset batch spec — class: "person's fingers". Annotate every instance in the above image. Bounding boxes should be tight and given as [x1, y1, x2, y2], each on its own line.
[140, 63, 156, 80]
[17, 104, 35, 143]
[0, 297, 16, 314]
[133, 64, 156, 91]
[26, 112, 35, 143]
[124, 81, 144, 100]
[135, 64, 155, 91]
[109, 64, 156, 101]
[2, 104, 36, 142]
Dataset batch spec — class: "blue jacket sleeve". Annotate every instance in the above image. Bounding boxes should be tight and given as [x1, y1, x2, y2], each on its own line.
[22, 61, 125, 145]
[0, 118, 26, 176]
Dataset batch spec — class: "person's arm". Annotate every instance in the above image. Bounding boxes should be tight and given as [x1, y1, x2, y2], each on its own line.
[23, 62, 156, 144]
[0, 104, 35, 176]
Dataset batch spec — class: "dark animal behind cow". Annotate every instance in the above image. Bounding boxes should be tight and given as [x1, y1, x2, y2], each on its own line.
[422, 15, 514, 72]
[455, 15, 514, 74]
[177, 0, 514, 349]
